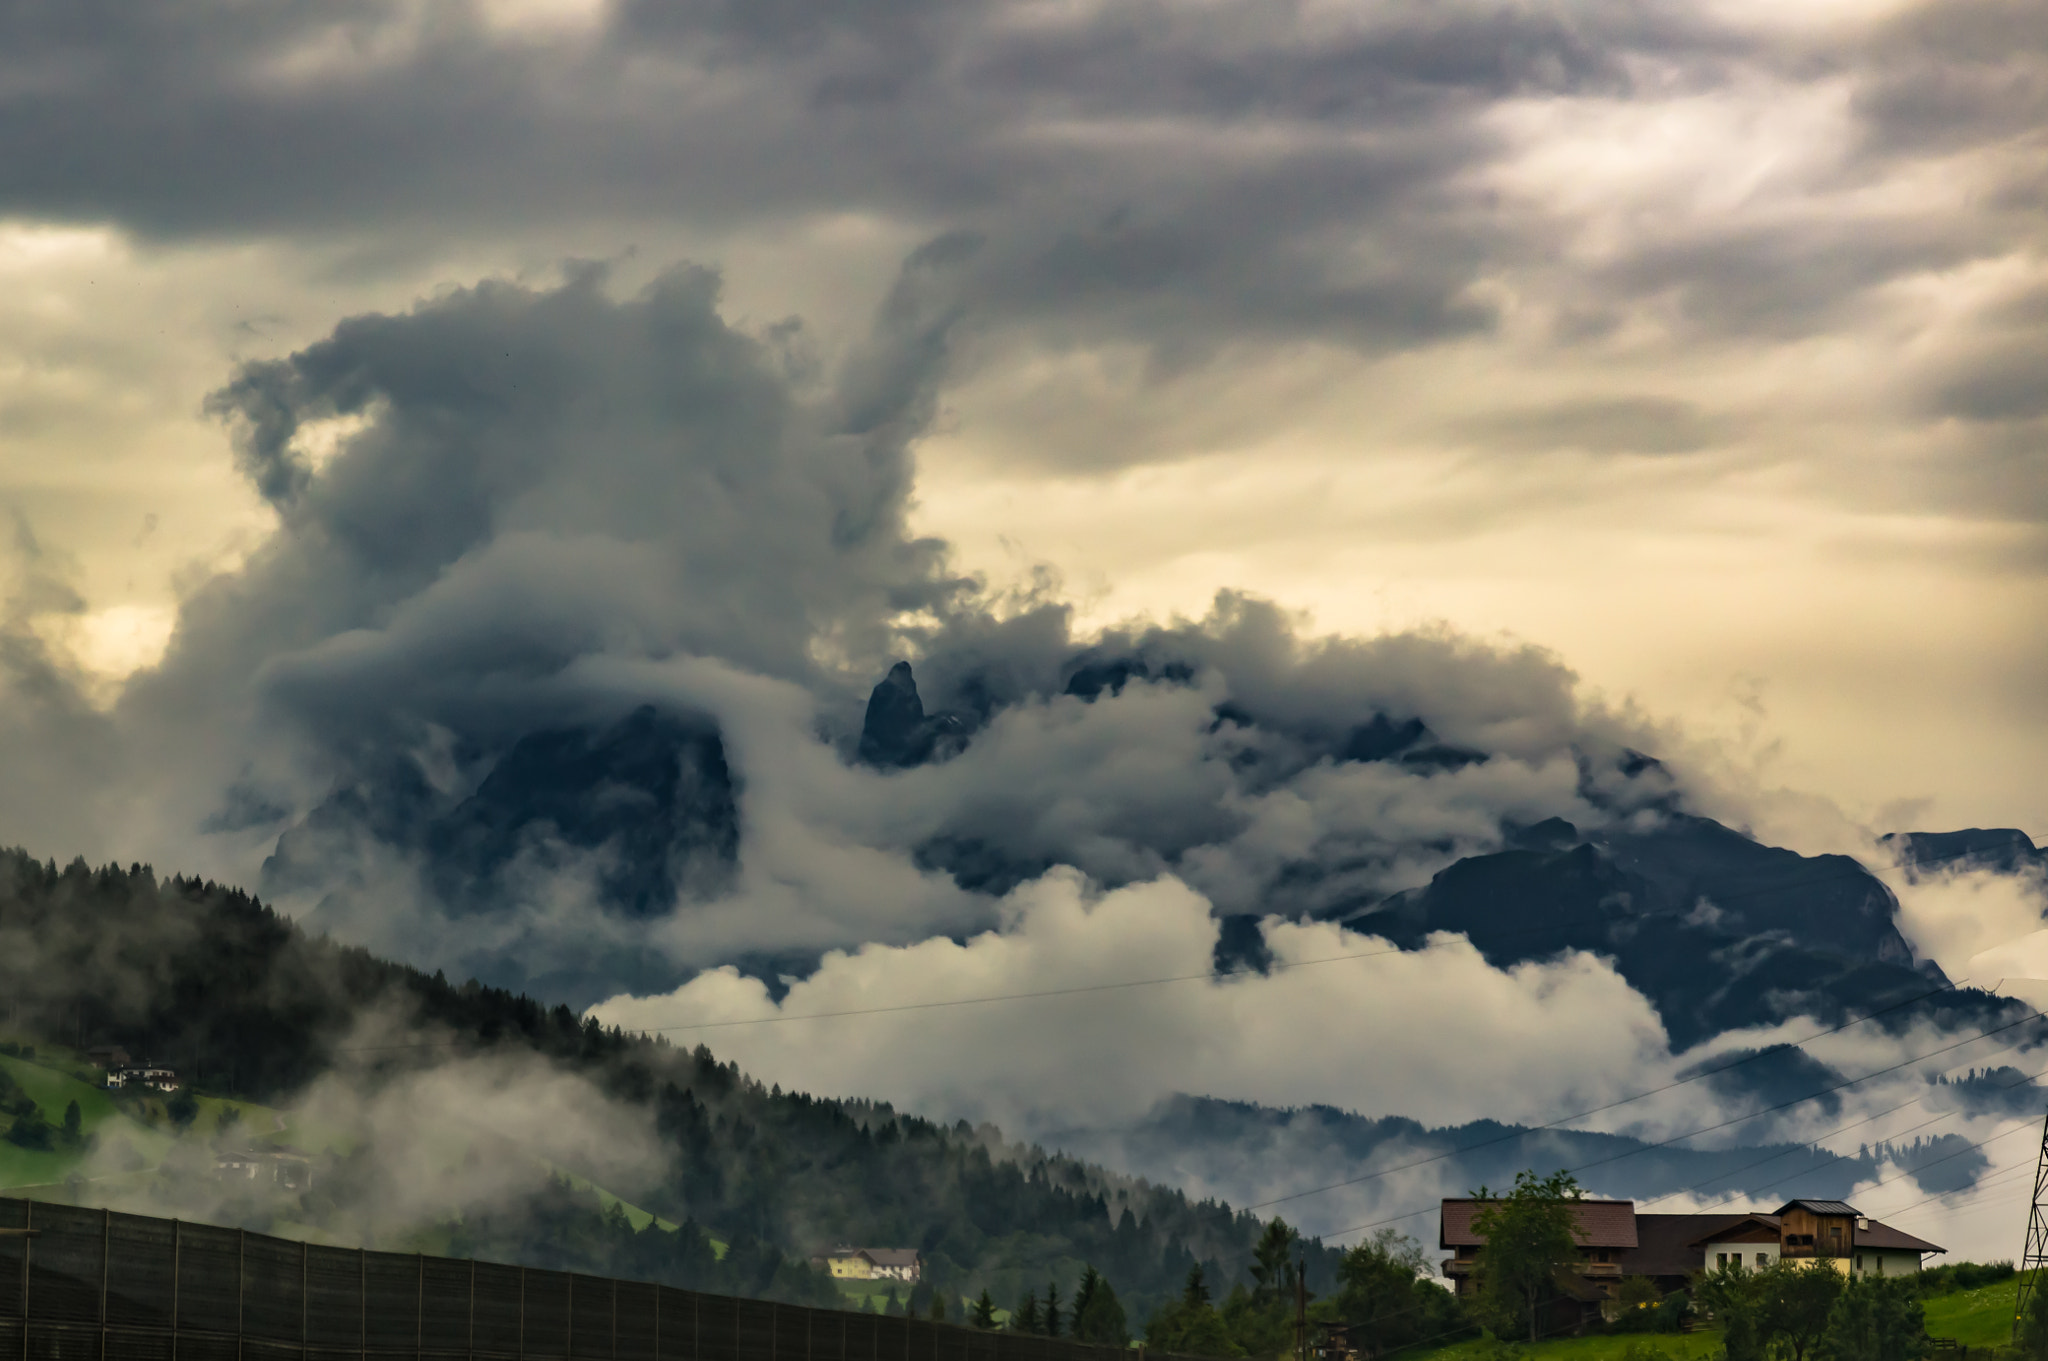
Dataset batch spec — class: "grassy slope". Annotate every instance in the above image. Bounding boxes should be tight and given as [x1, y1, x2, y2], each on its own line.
[1924, 1276, 2021, 1349]
[0, 1049, 687, 1250]
[1399, 1275, 2019, 1359]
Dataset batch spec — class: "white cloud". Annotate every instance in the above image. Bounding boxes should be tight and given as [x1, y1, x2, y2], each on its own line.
[589, 868, 1673, 1131]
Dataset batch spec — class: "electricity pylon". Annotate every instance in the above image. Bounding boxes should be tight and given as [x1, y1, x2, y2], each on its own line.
[2016, 1107, 2048, 1342]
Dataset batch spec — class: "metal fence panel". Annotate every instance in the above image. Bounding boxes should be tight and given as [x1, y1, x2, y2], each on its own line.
[106, 1212, 175, 1329]
[170, 1332, 238, 1361]
[471, 1261, 522, 1356]
[0, 1200, 26, 1321]
[24, 1203, 101, 1326]
[305, 1245, 362, 1351]
[365, 1251, 423, 1353]
[25, 1320, 97, 1361]
[524, 1269, 571, 1361]
[653, 1287, 695, 1361]
[103, 1326, 174, 1361]
[174, 1223, 241, 1336]
[695, 1293, 737, 1361]
[615, 1281, 657, 1361]
[570, 1274, 613, 1360]
[421, 1255, 473, 1353]
[242, 1231, 304, 1344]
[735, 1298, 775, 1361]
[0, 1197, 1153, 1361]
[871, 1315, 909, 1361]
[772, 1304, 808, 1361]
[840, 1311, 877, 1361]
[810, 1309, 844, 1361]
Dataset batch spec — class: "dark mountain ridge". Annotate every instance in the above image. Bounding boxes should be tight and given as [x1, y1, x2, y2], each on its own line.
[1054, 1093, 1996, 1234]
[253, 656, 2039, 1053]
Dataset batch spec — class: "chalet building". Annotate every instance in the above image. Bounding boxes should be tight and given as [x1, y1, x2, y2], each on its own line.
[105, 1064, 179, 1093]
[1441, 1197, 1942, 1319]
[214, 1147, 314, 1191]
[810, 1248, 922, 1282]
[84, 1045, 133, 1070]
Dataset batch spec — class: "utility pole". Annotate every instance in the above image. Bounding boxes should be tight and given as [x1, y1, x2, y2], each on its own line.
[2016, 1106, 2048, 1342]
[1294, 1253, 1308, 1361]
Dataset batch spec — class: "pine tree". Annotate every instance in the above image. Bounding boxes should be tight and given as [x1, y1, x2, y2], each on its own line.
[1073, 1267, 1101, 1327]
[972, 1290, 998, 1330]
[61, 1100, 81, 1144]
[1045, 1282, 1063, 1338]
[1013, 1290, 1041, 1334]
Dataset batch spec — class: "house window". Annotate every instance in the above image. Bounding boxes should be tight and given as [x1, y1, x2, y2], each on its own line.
[1877, 1258, 1885, 1276]
[1755, 1254, 1767, 1267]
[1717, 1253, 1728, 1267]
[1857, 1255, 1865, 1272]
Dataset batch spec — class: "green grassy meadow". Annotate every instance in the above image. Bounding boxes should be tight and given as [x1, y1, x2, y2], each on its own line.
[0, 1045, 684, 1251]
[1923, 1274, 2022, 1349]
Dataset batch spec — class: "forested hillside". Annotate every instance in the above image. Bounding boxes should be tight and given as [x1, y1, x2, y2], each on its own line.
[0, 849, 1340, 1324]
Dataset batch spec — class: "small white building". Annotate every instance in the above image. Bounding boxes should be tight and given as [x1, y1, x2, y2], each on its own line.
[107, 1066, 179, 1093]
[215, 1148, 313, 1191]
[812, 1248, 922, 1282]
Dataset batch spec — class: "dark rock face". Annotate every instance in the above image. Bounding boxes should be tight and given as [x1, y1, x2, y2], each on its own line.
[265, 704, 739, 921]
[424, 705, 738, 917]
[1336, 714, 1429, 763]
[1340, 814, 1972, 1048]
[1063, 656, 1195, 702]
[1883, 828, 2045, 878]
[261, 704, 741, 1005]
[856, 661, 969, 768]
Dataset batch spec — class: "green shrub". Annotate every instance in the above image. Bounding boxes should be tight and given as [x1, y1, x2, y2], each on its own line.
[1918, 1261, 2016, 1297]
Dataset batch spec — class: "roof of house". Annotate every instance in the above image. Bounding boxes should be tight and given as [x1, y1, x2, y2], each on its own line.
[1777, 1200, 1860, 1217]
[1856, 1222, 1944, 1254]
[1440, 1199, 1638, 1250]
[1469, 1206, 1944, 1270]
[1621, 1214, 1756, 1277]
[1690, 1214, 1782, 1245]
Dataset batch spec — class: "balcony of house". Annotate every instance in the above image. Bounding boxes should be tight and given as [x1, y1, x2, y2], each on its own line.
[1442, 1257, 1477, 1279]
[1574, 1262, 1623, 1280]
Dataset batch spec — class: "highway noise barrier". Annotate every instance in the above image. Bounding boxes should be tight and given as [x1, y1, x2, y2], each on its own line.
[0, 1199, 1183, 1361]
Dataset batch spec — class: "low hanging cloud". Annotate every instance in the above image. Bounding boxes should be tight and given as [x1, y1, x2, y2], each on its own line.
[590, 868, 1672, 1132]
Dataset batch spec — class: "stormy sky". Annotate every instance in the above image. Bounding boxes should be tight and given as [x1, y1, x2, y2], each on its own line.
[3, 0, 2048, 1262]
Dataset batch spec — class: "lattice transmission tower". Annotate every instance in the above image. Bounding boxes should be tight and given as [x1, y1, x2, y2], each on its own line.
[2016, 1107, 2048, 1343]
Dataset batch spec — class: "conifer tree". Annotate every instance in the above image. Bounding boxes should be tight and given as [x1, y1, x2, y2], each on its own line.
[972, 1290, 998, 1330]
[1045, 1282, 1063, 1337]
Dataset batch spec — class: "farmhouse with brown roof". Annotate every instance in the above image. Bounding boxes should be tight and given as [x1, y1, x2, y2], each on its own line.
[1439, 1196, 1943, 1327]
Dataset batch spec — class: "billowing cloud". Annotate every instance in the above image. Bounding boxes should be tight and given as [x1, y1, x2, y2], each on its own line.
[590, 868, 1674, 1131]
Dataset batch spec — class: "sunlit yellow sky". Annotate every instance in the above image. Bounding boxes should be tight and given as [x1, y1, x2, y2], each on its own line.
[6, 150, 2045, 839]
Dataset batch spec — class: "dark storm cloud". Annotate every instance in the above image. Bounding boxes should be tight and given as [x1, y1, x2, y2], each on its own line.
[0, 0, 1730, 360]
[1, 0, 2037, 395]
[160, 255, 967, 758]
[8, 241, 1684, 1002]
[1854, 0, 2048, 156]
